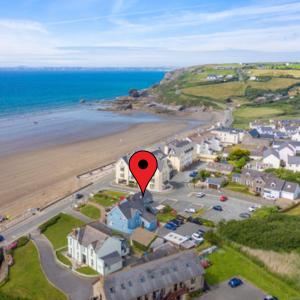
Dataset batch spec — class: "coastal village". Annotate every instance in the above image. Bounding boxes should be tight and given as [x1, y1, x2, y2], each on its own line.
[2, 112, 300, 299]
[2, 62, 300, 300]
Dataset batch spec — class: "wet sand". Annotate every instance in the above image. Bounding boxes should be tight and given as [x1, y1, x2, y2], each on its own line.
[0, 109, 222, 218]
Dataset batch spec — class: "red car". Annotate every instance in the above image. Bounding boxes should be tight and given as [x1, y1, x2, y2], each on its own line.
[220, 195, 228, 202]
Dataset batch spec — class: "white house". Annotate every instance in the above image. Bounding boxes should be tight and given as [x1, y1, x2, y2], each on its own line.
[187, 134, 222, 161]
[281, 181, 300, 200]
[211, 127, 244, 145]
[163, 139, 195, 171]
[115, 149, 172, 192]
[262, 149, 281, 169]
[277, 143, 296, 164]
[263, 178, 285, 200]
[286, 156, 300, 172]
[67, 222, 129, 276]
[292, 131, 300, 141]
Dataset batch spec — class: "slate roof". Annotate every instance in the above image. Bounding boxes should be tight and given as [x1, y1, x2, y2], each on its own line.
[102, 251, 122, 267]
[282, 181, 299, 194]
[263, 148, 280, 159]
[287, 155, 300, 165]
[264, 177, 285, 191]
[102, 251, 204, 300]
[165, 139, 194, 156]
[206, 162, 234, 173]
[116, 192, 156, 222]
[206, 177, 225, 186]
[214, 127, 243, 133]
[76, 222, 111, 250]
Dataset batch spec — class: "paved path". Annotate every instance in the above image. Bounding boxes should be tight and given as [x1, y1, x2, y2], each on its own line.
[32, 233, 94, 300]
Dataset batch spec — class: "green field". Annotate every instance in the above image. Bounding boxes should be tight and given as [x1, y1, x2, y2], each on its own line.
[92, 190, 127, 207]
[1, 242, 66, 300]
[206, 246, 300, 300]
[233, 97, 300, 129]
[79, 204, 101, 220]
[43, 213, 85, 250]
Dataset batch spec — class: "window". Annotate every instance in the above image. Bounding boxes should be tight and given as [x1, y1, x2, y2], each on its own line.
[191, 277, 196, 284]
[174, 283, 178, 291]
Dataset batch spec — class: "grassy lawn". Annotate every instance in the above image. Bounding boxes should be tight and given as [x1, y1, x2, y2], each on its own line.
[157, 211, 176, 223]
[79, 204, 101, 220]
[249, 69, 300, 78]
[205, 246, 300, 300]
[92, 190, 127, 207]
[43, 213, 85, 250]
[225, 182, 253, 196]
[1, 241, 66, 300]
[56, 248, 72, 267]
[76, 266, 99, 276]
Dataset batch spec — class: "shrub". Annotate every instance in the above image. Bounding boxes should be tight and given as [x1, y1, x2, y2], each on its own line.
[17, 236, 29, 248]
[219, 214, 300, 252]
[39, 215, 61, 233]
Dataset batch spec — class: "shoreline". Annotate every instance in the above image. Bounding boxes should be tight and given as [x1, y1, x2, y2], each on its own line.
[0, 109, 222, 218]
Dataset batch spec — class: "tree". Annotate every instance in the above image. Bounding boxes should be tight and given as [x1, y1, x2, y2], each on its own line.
[228, 148, 250, 161]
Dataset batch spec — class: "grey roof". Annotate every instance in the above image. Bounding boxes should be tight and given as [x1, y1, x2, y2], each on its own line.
[117, 192, 156, 222]
[278, 142, 295, 152]
[206, 162, 234, 173]
[165, 139, 194, 156]
[288, 155, 300, 165]
[214, 127, 243, 133]
[206, 177, 225, 186]
[282, 181, 299, 193]
[264, 177, 285, 191]
[77, 222, 110, 250]
[263, 148, 280, 159]
[102, 251, 204, 300]
[101, 251, 122, 267]
[241, 169, 275, 182]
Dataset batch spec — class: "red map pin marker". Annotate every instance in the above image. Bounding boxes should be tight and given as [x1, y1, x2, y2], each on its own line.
[129, 150, 158, 196]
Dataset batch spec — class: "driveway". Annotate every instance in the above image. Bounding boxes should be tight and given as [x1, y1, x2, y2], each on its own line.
[199, 280, 266, 300]
[32, 233, 94, 300]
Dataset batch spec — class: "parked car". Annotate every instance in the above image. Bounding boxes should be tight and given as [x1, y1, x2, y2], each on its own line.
[264, 296, 278, 300]
[75, 193, 84, 200]
[189, 171, 198, 178]
[220, 195, 228, 202]
[196, 192, 205, 198]
[248, 204, 261, 212]
[228, 277, 243, 288]
[168, 221, 179, 228]
[176, 215, 185, 223]
[184, 208, 196, 213]
[213, 205, 223, 211]
[164, 223, 177, 231]
[170, 219, 182, 226]
[0, 235, 5, 242]
[187, 216, 203, 225]
[239, 212, 251, 219]
[191, 233, 204, 244]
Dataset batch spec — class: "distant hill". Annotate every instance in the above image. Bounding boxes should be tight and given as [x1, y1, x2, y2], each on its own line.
[151, 63, 300, 128]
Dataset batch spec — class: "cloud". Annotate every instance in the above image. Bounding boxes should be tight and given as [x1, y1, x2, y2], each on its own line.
[0, 19, 47, 33]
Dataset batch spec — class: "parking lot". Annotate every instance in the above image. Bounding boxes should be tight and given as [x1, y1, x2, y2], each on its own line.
[199, 280, 266, 300]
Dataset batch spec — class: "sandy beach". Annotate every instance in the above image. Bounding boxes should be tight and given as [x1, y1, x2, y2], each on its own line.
[0, 110, 222, 218]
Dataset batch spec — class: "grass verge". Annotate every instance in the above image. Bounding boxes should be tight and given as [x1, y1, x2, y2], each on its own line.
[1, 241, 66, 300]
[79, 204, 101, 220]
[76, 266, 99, 276]
[42, 213, 85, 250]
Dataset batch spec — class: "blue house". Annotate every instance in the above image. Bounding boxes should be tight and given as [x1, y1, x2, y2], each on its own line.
[106, 192, 157, 234]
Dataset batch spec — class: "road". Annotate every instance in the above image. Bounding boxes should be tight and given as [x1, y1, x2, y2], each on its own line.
[1, 158, 272, 244]
[32, 232, 94, 300]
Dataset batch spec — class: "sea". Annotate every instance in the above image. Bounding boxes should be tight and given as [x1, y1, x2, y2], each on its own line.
[0, 69, 165, 156]
[0, 69, 164, 118]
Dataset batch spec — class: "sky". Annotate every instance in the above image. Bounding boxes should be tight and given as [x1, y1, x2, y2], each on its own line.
[1, 0, 300, 67]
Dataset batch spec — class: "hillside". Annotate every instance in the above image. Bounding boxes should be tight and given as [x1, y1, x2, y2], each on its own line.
[151, 63, 300, 127]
